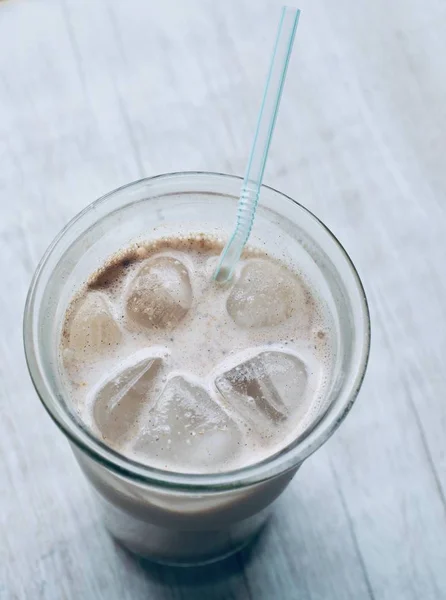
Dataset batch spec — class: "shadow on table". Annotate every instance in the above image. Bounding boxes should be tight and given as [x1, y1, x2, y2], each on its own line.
[115, 521, 271, 600]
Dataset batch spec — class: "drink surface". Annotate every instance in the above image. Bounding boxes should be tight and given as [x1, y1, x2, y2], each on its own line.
[60, 234, 334, 474]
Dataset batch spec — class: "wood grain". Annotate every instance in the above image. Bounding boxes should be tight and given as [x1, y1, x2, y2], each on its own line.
[1, 0, 446, 598]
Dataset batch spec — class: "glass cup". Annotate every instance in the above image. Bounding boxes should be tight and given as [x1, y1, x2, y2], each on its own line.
[24, 172, 370, 566]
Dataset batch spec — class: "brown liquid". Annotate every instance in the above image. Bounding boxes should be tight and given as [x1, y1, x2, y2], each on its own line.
[61, 235, 333, 474]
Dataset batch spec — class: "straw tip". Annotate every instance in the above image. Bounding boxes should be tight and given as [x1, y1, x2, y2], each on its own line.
[283, 6, 301, 20]
[213, 266, 232, 284]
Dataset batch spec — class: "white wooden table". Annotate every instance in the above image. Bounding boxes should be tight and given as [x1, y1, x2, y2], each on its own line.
[1, 0, 446, 598]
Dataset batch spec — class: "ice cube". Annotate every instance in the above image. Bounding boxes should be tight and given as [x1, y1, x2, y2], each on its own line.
[227, 259, 306, 328]
[126, 255, 192, 329]
[133, 376, 242, 471]
[68, 292, 121, 356]
[215, 351, 308, 434]
[91, 350, 163, 443]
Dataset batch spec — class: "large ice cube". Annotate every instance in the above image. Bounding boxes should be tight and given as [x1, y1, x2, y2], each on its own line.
[91, 350, 163, 443]
[126, 255, 192, 329]
[68, 292, 121, 356]
[215, 351, 308, 434]
[132, 376, 242, 471]
[227, 259, 306, 328]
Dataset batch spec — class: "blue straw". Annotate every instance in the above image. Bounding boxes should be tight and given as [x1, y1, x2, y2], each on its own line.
[214, 6, 300, 283]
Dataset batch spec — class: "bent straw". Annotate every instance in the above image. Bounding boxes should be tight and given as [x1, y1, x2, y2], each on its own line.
[213, 6, 300, 283]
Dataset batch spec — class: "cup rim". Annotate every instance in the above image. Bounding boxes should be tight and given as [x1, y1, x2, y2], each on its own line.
[23, 171, 370, 491]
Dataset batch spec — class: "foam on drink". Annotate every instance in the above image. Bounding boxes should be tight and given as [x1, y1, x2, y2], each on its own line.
[60, 234, 334, 474]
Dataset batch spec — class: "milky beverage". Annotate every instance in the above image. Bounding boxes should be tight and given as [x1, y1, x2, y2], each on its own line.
[61, 234, 333, 476]
[18, 147, 372, 568]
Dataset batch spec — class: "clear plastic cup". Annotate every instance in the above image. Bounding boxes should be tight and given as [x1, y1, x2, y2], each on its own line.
[23, 172, 370, 566]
